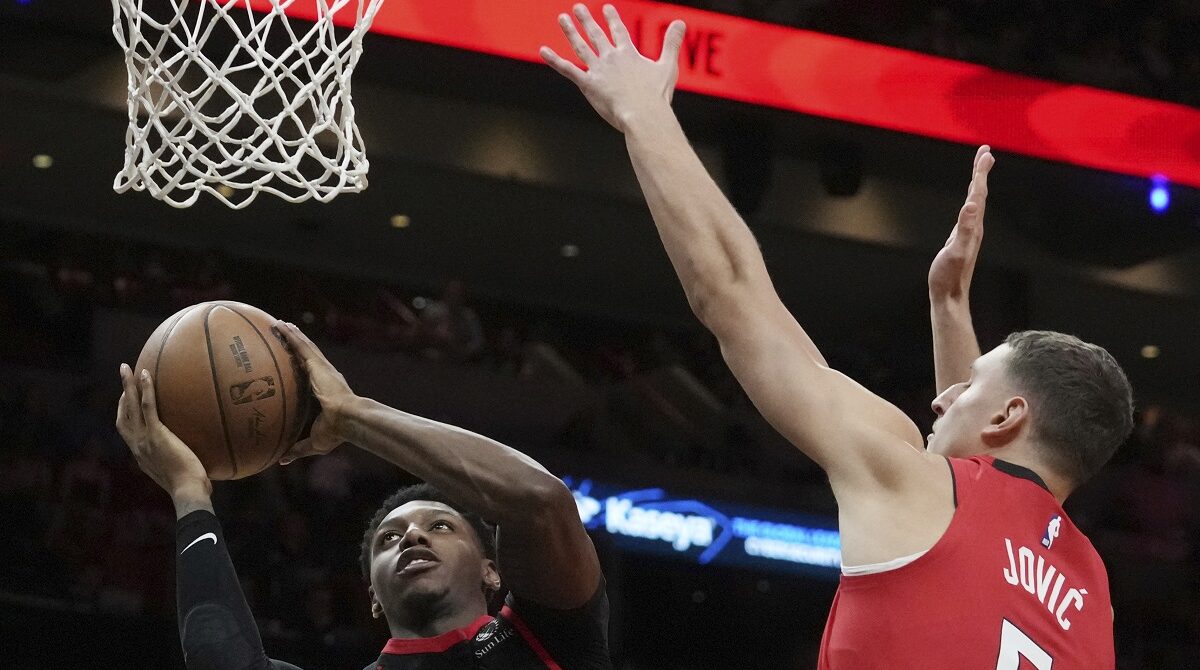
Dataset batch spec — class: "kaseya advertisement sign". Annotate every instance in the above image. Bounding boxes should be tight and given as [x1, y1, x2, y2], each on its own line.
[566, 477, 841, 578]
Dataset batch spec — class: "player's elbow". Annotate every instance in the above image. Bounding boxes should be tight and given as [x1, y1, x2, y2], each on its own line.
[685, 242, 768, 328]
[180, 604, 272, 670]
[509, 471, 576, 518]
[689, 280, 760, 339]
[686, 288, 718, 328]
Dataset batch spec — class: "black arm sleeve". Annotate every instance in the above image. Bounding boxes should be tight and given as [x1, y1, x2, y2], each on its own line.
[176, 510, 303, 670]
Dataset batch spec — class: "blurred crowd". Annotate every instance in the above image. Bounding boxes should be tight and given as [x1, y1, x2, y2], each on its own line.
[1, 224, 1198, 668]
[0, 225, 841, 484]
[677, 0, 1200, 107]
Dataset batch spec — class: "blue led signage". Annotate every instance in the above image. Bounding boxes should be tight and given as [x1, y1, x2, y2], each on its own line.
[565, 477, 841, 579]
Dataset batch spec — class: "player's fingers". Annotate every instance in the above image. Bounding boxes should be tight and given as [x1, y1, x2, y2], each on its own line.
[974, 144, 989, 166]
[974, 151, 994, 186]
[273, 320, 307, 357]
[274, 320, 321, 368]
[284, 322, 339, 372]
[116, 391, 132, 437]
[137, 369, 163, 427]
[116, 364, 130, 427]
[116, 389, 125, 426]
[558, 13, 596, 65]
[977, 151, 995, 186]
[951, 204, 983, 255]
[968, 148, 994, 204]
[279, 438, 308, 465]
[659, 20, 686, 64]
[280, 437, 326, 465]
[117, 363, 144, 428]
[602, 4, 633, 48]
[540, 46, 586, 85]
[573, 4, 613, 54]
[114, 388, 149, 464]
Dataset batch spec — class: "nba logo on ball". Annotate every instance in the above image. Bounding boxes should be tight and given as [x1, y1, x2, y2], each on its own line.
[230, 377, 277, 405]
[1041, 515, 1062, 550]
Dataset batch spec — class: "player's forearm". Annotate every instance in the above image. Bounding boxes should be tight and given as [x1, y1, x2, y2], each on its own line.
[623, 107, 769, 325]
[930, 298, 981, 394]
[337, 396, 568, 524]
[623, 109, 829, 367]
[176, 510, 277, 670]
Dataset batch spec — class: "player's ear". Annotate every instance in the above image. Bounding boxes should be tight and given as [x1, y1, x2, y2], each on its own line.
[368, 586, 384, 620]
[981, 396, 1029, 448]
[481, 559, 500, 596]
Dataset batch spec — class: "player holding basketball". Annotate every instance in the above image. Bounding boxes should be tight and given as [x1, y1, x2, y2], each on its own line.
[115, 323, 610, 669]
[542, 5, 1130, 668]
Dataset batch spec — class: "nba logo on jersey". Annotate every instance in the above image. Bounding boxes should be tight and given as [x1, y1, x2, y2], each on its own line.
[1041, 515, 1062, 549]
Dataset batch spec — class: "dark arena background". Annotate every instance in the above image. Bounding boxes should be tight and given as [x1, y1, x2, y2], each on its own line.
[1, 1, 1199, 668]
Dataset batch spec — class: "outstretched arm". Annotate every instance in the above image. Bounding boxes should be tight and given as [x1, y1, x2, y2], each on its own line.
[541, 5, 923, 492]
[274, 323, 601, 611]
[116, 366, 301, 670]
[929, 147, 992, 394]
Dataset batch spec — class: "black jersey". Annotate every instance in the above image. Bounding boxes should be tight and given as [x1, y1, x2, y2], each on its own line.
[362, 584, 610, 670]
[176, 510, 610, 670]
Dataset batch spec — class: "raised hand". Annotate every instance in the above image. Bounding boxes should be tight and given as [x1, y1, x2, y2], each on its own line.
[272, 320, 356, 464]
[540, 4, 685, 133]
[929, 145, 994, 301]
[116, 363, 211, 502]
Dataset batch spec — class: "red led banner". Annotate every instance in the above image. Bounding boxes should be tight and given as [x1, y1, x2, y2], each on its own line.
[248, 0, 1200, 189]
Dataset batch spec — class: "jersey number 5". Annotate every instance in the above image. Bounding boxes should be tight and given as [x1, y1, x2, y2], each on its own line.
[997, 619, 1052, 669]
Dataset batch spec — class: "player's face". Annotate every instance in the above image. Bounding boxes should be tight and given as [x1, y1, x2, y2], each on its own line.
[369, 501, 494, 622]
[927, 344, 1017, 457]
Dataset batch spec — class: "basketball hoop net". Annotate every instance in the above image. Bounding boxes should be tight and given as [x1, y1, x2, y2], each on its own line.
[110, 0, 385, 208]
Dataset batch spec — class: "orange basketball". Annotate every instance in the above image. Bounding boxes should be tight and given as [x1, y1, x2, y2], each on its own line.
[134, 302, 309, 480]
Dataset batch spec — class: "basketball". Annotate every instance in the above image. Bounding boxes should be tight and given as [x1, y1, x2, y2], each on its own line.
[133, 301, 309, 480]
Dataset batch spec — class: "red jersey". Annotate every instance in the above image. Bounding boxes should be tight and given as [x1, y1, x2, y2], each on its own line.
[819, 456, 1114, 670]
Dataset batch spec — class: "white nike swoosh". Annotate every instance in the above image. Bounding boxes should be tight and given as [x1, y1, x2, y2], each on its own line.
[181, 532, 218, 555]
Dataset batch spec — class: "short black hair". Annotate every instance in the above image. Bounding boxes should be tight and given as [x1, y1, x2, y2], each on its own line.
[359, 483, 497, 582]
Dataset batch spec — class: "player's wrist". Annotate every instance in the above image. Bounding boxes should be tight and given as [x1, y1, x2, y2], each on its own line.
[618, 101, 678, 137]
[170, 478, 212, 500]
[170, 482, 214, 519]
[328, 393, 369, 441]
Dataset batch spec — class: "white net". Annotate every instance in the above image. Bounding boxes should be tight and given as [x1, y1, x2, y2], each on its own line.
[111, 0, 385, 209]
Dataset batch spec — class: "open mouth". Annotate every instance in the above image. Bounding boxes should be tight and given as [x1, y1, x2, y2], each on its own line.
[396, 548, 440, 576]
[398, 559, 438, 576]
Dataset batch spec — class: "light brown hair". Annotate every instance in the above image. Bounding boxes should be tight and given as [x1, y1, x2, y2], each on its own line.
[1004, 330, 1134, 484]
